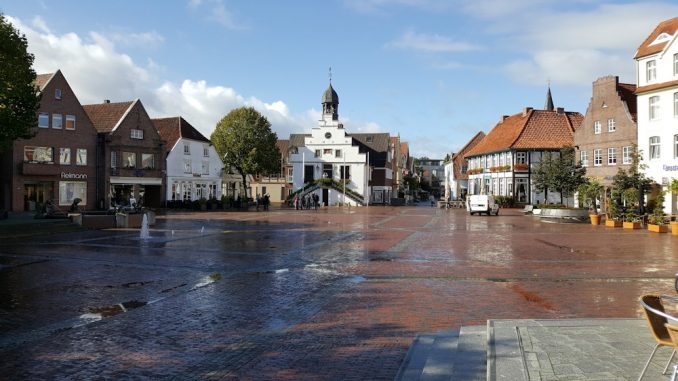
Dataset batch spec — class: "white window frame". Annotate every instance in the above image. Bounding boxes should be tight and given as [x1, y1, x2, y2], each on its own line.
[141, 153, 154, 169]
[335, 149, 342, 158]
[650, 136, 661, 159]
[580, 150, 588, 167]
[52, 114, 62, 129]
[130, 129, 144, 139]
[111, 151, 117, 169]
[184, 159, 192, 174]
[674, 92, 678, 118]
[203, 146, 209, 157]
[607, 147, 616, 166]
[622, 146, 632, 164]
[38, 112, 49, 128]
[674, 53, 678, 76]
[123, 152, 136, 168]
[650, 96, 660, 120]
[594, 120, 601, 134]
[184, 144, 190, 155]
[65, 115, 76, 130]
[593, 149, 602, 166]
[516, 151, 527, 164]
[647, 60, 657, 82]
[59, 148, 71, 165]
[674, 135, 678, 159]
[76, 148, 87, 166]
[55, 88, 62, 100]
[607, 118, 615, 132]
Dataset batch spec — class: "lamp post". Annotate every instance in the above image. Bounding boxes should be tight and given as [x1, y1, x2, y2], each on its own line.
[343, 152, 346, 207]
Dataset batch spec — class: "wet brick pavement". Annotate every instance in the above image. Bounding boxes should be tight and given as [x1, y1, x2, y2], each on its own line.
[0, 206, 676, 380]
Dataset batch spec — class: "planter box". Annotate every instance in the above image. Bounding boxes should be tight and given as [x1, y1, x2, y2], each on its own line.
[623, 221, 641, 229]
[648, 224, 668, 233]
[605, 220, 622, 227]
[589, 214, 601, 225]
[671, 221, 678, 236]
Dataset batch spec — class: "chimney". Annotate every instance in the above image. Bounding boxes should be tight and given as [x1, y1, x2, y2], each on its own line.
[522, 107, 533, 117]
[500, 115, 509, 123]
[556, 107, 564, 114]
[104, 99, 110, 104]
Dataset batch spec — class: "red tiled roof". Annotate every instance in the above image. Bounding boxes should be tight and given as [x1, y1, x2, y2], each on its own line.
[35, 73, 55, 90]
[83, 101, 135, 133]
[276, 139, 289, 156]
[400, 142, 409, 157]
[635, 79, 678, 94]
[617, 82, 637, 122]
[465, 109, 582, 157]
[452, 131, 485, 179]
[153, 116, 209, 152]
[635, 17, 678, 59]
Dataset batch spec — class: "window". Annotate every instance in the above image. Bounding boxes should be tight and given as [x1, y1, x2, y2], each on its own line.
[366, 136, 373, 143]
[650, 96, 660, 120]
[111, 151, 117, 168]
[141, 153, 154, 169]
[593, 120, 601, 134]
[55, 89, 62, 100]
[59, 148, 71, 165]
[130, 129, 143, 139]
[340, 165, 350, 180]
[674, 93, 678, 117]
[203, 146, 209, 157]
[315, 149, 321, 158]
[52, 114, 62, 129]
[580, 151, 588, 167]
[623, 146, 632, 164]
[202, 161, 209, 175]
[184, 159, 191, 174]
[675, 135, 678, 158]
[38, 113, 49, 128]
[650, 136, 661, 159]
[607, 148, 616, 165]
[647, 60, 656, 82]
[76, 149, 87, 166]
[123, 152, 136, 168]
[593, 149, 602, 166]
[63, 115, 76, 130]
[607, 118, 615, 132]
[516, 151, 527, 164]
[24, 146, 53, 162]
[323, 148, 332, 155]
[335, 149, 342, 158]
[674, 53, 678, 76]
[59, 181, 87, 207]
[184, 144, 190, 155]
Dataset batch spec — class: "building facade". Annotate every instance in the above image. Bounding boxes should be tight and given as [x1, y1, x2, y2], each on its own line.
[465, 90, 583, 205]
[83, 99, 166, 209]
[574, 76, 637, 188]
[444, 131, 485, 201]
[153, 117, 223, 204]
[634, 17, 678, 214]
[1, 70, 99, 212]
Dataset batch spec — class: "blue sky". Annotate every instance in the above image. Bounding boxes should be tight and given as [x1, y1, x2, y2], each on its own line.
[3, 1, 678, 158]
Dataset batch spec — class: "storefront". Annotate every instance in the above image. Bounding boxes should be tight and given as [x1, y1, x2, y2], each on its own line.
[109, 177, 163, 208]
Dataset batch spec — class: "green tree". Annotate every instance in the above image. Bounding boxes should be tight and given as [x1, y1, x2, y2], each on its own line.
[0, 13, 41, 151]
[532, 146, 585, 205]
[210, 107, 280, 200]
[611, 145, 652, 214]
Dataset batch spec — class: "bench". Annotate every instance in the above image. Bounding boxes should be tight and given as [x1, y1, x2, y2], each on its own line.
[522, 205, 534, 214]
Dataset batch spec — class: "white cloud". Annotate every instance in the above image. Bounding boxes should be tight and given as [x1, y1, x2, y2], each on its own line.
[111, 31, 165, 48]
[343, 0, 452, 14]
[188, 0, 248, 30]
[387, 30, 481, 53]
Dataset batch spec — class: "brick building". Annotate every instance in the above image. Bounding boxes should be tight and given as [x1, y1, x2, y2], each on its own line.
[0, 70, 99, 213]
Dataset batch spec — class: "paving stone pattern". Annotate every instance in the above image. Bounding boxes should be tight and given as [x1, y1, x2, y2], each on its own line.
[0, 207, 676, 380]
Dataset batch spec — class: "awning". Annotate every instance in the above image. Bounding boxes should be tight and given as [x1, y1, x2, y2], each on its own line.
[110, 177, 162, 185]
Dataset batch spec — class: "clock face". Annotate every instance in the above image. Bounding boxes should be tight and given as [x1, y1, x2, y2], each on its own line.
[325, 132, 332, 139]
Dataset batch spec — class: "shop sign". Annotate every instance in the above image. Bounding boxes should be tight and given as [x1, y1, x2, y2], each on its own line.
[61, 172, 87, 180]
[663, 164, 678, 171]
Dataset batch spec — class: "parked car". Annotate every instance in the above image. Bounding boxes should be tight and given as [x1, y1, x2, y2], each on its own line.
[466, 195, 499, 216]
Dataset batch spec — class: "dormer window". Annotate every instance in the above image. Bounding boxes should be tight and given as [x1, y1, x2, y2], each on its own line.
[366, 136, 373, 143]
[55, 89, 62, 100]
[130, 129, 143, 139]
[651, 32, 671, 46]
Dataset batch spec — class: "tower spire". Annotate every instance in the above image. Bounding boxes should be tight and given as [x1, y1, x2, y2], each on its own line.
[544, 81, 554, 111]
[329, 66, 332, 84]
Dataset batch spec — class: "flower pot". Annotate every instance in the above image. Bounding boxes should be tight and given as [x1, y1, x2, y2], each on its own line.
[623, 221, 641, 230]
[671, 221, 678, 236]
[605, 219, 622, 227]
[648, 224, 668, 233]
[589, 214, 601, 225]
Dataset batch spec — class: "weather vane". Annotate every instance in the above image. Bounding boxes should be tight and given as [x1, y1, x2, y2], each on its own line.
[329, 66, 332, 84]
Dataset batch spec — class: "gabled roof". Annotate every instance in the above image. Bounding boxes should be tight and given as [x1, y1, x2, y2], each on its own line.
[617, 82, 637, 122]
[153, 117, 209, 151]
[276, 139, 289, 155]
[635, 17, 678, 59]
[452, 131, 485, 161]
[465, 108, 582, 157]
[35, 72, 55, 91]
[350, 133, 390, 152]
[289, 134, 310, 148]
[83, 100, 135, 133]
[400, 142, 409, 158]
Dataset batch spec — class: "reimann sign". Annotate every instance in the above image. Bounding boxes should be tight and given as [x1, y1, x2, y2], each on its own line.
[61, 172, 88, 180]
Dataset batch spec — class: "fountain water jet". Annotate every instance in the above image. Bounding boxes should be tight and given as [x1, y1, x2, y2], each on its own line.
[139, 213, 150, 239]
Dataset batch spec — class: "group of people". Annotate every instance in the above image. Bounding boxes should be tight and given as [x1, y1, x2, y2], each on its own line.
[255, 194, 271, 211]
[293, 193, 319, 210]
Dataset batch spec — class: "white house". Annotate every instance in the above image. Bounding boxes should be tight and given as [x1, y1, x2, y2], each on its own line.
[288, 83, 369, 206]
[153, 117, 224, 203]
[634, 17, 678, 214]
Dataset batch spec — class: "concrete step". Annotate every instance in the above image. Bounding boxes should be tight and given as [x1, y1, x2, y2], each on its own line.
[420, 330, 459, 381]
[395, 333, 437, 381]
[451, 325, 487, 381]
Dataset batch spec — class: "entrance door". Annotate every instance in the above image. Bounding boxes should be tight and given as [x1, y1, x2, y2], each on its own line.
[322, 188, 328, 206]
[24, 182, 53, 211]
[304, 165, 314, 184]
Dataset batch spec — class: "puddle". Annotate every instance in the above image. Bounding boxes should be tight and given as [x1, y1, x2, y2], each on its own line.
[88, 300, 148, 317]
[349, 275, 366, 284]
[191, 273, 222, 290]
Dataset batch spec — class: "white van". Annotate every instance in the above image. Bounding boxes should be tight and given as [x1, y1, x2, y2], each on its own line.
[466, 195, 499, 216]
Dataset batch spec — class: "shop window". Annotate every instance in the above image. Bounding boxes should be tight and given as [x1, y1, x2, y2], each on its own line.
[65, 115, 76, 130]
[24, 146, 53, 163]
[59, 181, 86, 206]
[60, 148, 71, 165]
[123, 152, 136, 168]
[141, 153, 154, 169]
[76, 149, 87, 166]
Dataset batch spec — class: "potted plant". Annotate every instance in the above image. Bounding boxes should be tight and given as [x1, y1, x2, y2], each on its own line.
[623, 211, 641, 229]
[578, 177, 603, 225]
[605, 190, 623, 227]
[647, 190, 667, 233]
[670, 179, 678, 236]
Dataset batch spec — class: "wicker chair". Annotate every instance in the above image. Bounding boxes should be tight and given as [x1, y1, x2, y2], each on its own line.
[638, 294, 678, 380]
[665, 324, 678, 381]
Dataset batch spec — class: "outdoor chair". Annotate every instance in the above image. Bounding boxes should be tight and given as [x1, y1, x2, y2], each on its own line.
[638, 294, 678, 380]
[665, 324, 678, 381]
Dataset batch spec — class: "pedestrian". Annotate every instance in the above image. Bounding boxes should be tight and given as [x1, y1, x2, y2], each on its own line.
[256, 194, 260, 211]
[313, 193, 319, 210]
[294, 194, 299, 210]
[263, 194, 270, 211]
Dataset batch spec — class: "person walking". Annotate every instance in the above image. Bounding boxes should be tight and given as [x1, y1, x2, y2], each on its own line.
[294, 194, 299, 210]
[263, 194, 270, 211]
[313, 193, 319, 210]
